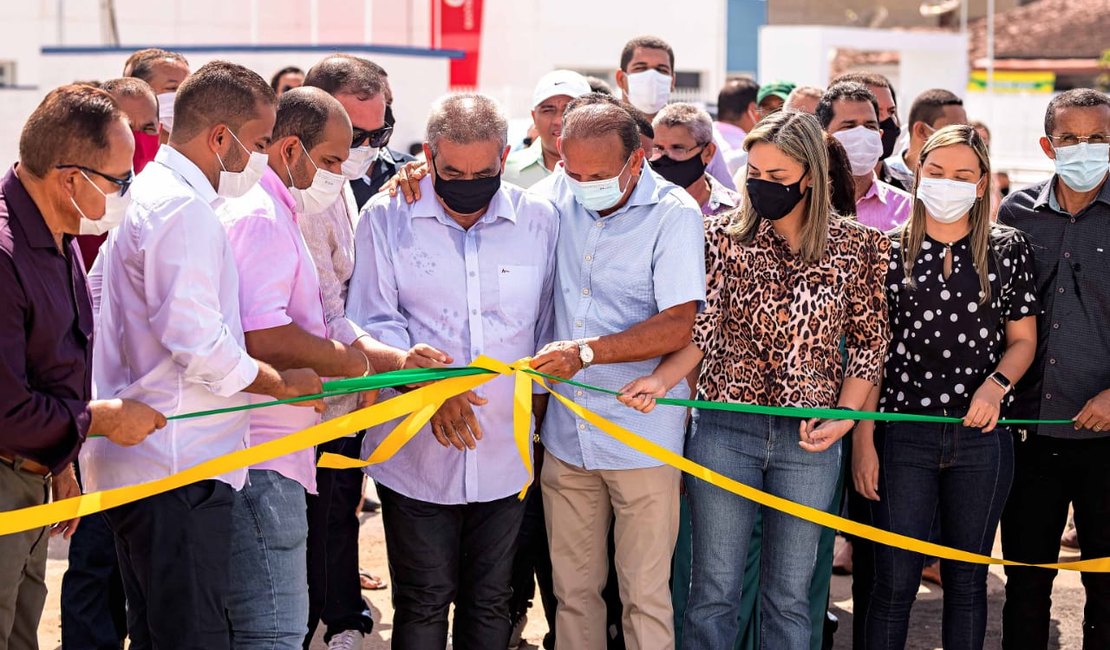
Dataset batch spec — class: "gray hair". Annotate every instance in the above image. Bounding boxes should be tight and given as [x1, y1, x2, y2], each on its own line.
[785, 85, 824, 110]
[562, 102, 641, 159]
[425, 92, 508, 155]
[653, 103, 713, 145]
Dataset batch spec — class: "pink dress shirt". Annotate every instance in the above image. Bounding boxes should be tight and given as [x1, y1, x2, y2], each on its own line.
[855, 177, 913, 232]
[218, 167, 327, 493]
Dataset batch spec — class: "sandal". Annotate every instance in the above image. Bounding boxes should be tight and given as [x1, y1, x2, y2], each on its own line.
[359, 569, 387, 591]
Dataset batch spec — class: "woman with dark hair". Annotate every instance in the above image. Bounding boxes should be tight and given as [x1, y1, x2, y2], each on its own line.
[854, 124, 1038, 650]
[826, 132, 858, 217]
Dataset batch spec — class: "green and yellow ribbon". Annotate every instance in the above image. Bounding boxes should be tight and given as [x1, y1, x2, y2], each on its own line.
[2, 358, 1105, 573]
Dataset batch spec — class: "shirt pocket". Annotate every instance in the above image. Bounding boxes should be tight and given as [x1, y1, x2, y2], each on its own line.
[497, 264, 543, 324]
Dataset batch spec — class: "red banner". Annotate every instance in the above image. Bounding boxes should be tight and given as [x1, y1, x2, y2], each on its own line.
[430, 0, 484, 88]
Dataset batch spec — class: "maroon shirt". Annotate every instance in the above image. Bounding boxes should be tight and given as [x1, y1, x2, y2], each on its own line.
[0, 167, 93, 473]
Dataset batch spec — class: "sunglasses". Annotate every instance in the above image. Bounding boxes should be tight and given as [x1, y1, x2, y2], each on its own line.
[56, 164, 134, 196]
[351, 124, 393, 149]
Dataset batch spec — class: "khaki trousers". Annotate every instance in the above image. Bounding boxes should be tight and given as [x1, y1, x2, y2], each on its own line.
[541, 451, 680, 650]
[0, 462, 50, 650]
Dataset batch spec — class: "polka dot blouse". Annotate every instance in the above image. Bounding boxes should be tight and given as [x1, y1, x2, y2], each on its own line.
[879, 228, 1039, 413]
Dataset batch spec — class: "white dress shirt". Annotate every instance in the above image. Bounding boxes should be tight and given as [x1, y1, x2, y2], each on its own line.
[81, 146, 259, 492]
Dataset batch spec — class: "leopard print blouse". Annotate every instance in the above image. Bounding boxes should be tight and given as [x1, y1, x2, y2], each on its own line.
[693, 214, 891, 409]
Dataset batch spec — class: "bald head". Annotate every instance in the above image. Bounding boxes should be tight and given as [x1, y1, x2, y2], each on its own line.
[273, 86, 351, 152]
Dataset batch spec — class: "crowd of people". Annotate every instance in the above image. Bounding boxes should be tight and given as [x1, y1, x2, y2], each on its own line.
[0, 33, 1108, 650]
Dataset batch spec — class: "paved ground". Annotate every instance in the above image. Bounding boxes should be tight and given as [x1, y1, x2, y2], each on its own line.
[37, 493, 1087, 649]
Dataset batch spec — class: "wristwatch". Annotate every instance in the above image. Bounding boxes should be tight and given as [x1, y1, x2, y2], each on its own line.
[988, 371, 1012, 395]
[576, 340, 594, 369]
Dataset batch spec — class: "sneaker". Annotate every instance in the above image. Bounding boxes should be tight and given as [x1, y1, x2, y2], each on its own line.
[327, 629, 363, 650]
[508, 613, 527, 648]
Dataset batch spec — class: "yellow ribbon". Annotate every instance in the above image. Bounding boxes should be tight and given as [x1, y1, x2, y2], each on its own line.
[317, 356, 536, 499]
[4, 357, 1108, 573]
[0, 361, 493, 537]
[526, 374, 1110, 572]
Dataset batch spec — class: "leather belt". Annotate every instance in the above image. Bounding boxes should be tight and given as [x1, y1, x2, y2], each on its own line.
[0, 453, 51, 477]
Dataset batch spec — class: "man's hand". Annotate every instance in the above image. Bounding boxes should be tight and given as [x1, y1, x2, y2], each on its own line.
[403, 344, 452, 371]
[278, 368, 326, 413]
[51, 465, 81, 539]
[798, 417, 855, 453]
[1074, 389, 1110, 432]
[531, 341, 584, 381]
[380, 161, 428, 204]
[617, 375, 669, 413]
[92, 398, 168, 447]
[430, 391, 489, 450]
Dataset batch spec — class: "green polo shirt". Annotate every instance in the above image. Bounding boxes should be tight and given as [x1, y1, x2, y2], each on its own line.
[504, 140, 554, 188]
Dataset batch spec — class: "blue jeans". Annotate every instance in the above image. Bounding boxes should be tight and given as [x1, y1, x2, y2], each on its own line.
[683, 409, 842, 650]
[864, 420, 1014, 650]
[228, 470, 310, 649]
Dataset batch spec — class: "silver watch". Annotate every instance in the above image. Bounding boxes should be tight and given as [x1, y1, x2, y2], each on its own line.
[576, 340, 594, 369]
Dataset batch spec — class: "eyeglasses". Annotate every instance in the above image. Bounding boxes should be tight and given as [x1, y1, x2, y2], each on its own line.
[651, 143, 706, 160]
[56, 164, 134, 196]
[1048, 133, 1110, 147]
[351, 124, 394, 149]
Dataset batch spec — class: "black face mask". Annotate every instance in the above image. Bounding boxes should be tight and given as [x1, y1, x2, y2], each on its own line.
[746, 177, 807, 221]
[431, 159, 502, 215]
[879, 116, 900, 160]
[650, 148, 707, 189]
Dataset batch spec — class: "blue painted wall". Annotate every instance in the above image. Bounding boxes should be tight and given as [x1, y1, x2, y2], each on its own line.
[726, 0, 766, 75]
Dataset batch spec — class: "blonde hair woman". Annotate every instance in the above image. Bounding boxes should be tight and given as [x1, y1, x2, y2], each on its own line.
[852, 124, 1038, 649]
[620, 110, 891, 648]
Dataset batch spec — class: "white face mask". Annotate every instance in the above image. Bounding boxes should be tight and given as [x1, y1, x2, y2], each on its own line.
[216, 128, 268, 198]
[286, 140, 346, 215]
[156, 91, 176, 132]
[566, 156, 632, 212]
[341, 145, 379, 180]
[74, 171, 131, 235]
[625, 69, 672, 114]
[1053, 142, 1110, 193]
[833, 125, 885, 176]
[917, 177, 979, 224]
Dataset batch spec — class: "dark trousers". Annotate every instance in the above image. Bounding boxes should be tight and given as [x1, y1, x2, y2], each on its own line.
[105, 480, 234, 650]
[304, 434, 373, 646]
[61, 511, 127, 649]
[508, 443, 557, 650]
[866, 421, 1014, 650]
[378, 484, 525, 650]
[1001, 433, 1110, 650]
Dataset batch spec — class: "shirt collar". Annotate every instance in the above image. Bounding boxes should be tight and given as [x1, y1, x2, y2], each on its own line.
[259, 166, 297, 220]
[3, 167, 58, 250]
[604, 165, 670, 218]
[156, 145, 219, 206]
[1038, 174, 1110, 213]
[715, 122, 747, 142]
[859, 175, 885, 204]
[885, 151, 914, 183]
[706, 174, 739, 212]
[411, 174, 518, 227]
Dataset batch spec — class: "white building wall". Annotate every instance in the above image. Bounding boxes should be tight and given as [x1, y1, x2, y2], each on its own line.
[0, 0, 730, 164]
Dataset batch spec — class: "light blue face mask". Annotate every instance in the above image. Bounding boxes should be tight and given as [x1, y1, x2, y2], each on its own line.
[1053, 142, 1110, 192]
[565, 155, 632, 212]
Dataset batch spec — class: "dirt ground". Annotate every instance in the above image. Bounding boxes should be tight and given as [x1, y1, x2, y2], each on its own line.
[37, 488, 1087, 649]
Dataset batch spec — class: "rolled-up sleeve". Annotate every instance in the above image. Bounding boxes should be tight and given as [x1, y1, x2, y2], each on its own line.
[347, 204, 411, 351]
[652, 203, 707, 313]
[844, 230, 892, 384]
[0, 255, 89, 468]
[144, 202, 259, 397]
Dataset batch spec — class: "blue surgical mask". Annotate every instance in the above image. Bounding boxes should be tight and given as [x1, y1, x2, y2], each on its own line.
[565, 156, 632, 212]
[1053, 142, 1110, 192]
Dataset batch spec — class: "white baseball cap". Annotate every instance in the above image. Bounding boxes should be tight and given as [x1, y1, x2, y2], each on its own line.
[532, 70, 591, 108]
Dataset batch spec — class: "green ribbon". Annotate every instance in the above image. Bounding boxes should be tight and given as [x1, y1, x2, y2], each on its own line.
[163, 366, 1073, 427]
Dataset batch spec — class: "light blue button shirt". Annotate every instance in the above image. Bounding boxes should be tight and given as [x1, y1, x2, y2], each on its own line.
[347, 175, 559, 504]
[530, 167, 706, 470]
